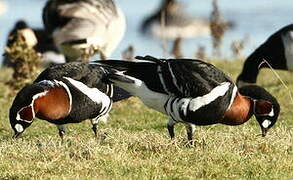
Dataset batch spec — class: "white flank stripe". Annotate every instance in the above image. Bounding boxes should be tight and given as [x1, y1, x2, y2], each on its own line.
[227, 85, 238, 110]
[189, 82, 231, 112]
[64, 77, 111, 112]
[165, 98, 180, 121]
[111, 72, 169, 114]
[179, 98, 192, 116]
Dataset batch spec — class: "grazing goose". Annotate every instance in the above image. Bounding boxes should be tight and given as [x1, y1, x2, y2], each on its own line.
[237, 24, 293, 87]
[42, 0, 126, 61]
[9, 62, 131, 139]
[96, 56, 279, 142]
[140, 0, 210, 39]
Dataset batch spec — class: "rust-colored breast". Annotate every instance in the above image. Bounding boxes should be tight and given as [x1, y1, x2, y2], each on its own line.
[221, 93, 253, 125]
[34, 87, 70, 120]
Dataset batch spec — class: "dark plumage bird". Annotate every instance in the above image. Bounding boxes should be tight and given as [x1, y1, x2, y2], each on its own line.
[9, 62, 131, 139]
[95, 56, 279, 142]
[140, 0, 210, 40]
[43, 0, 126, 61]
[2, 20, 65, 67]
[237, 24, 293, 87]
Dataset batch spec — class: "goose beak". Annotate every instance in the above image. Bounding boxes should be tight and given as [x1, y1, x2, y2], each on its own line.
[261, 127, 268, 137]
[12, 132, 22, 138]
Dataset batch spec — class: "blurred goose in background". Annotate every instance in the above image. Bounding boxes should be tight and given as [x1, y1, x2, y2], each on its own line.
[43, 0, 126, 61]
[2, 20, 65, 67]
[140, 0, 210, 40]
[237, 24, 293, 87]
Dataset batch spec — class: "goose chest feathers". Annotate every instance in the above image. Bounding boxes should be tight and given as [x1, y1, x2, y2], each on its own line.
[96, 56, 279, 142]
[10, 62, 131, 139]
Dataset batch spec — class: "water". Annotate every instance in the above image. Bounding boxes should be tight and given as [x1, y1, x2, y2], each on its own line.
[0, 0, 292, 63]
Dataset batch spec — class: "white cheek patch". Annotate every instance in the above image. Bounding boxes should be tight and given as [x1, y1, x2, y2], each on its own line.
[262, 119, 272, 128]
[15, 124, 24, 133]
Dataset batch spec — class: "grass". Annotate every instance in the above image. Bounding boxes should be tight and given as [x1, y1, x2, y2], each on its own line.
[0, 59, 292, 179]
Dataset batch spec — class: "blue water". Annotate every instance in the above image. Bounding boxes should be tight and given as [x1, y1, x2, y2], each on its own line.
[0, 0, 292, 63]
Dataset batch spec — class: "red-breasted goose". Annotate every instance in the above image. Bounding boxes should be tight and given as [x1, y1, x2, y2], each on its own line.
[95, 56, 279, 142]
[9, 62, 131, 139]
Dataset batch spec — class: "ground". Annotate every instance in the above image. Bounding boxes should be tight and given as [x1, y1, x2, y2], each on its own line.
[0, 60, 292, 179]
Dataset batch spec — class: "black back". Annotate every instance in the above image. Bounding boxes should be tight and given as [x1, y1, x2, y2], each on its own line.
[96, 56, 236, 125]
[98, 56, 234, 97]
[35, 62, 107, 91]
[35, 62, 131, 102]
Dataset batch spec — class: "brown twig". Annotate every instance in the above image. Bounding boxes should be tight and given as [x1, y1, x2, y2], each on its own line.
[171, 37, 183, 58]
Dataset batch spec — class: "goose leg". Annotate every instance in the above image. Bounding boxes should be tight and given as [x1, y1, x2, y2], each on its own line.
[185, 123, 196, 145]
[167, 119, 176, 139]
[91, 118, 99, 138]
[57, 125, 66, 141]
[91, 114, 109, 137]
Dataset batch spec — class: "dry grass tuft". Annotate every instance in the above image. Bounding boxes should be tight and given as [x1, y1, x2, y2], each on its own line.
[210, 0, 229, 57]
[171, 37, 183, 58]
[4, 31, 42, 92]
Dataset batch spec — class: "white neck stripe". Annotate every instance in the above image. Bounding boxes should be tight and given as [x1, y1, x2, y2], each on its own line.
[53, 80, 72, 113]
[16, 91, 48, 123]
